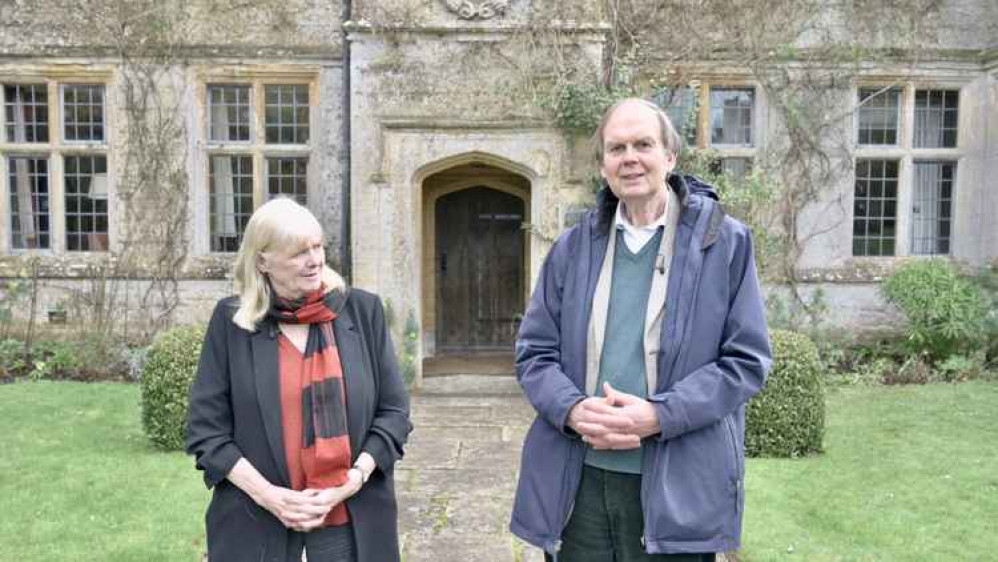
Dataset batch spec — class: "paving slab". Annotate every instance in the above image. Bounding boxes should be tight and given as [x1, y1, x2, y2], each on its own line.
[399, 374, 544, 562]
[400, 467, 518, 498]
[411, 404, 499, 425]
[419, 374, 524, 396]
[408, 425, 506, 444]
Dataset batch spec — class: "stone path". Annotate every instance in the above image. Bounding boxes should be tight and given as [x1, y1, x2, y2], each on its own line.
[396, 374, 545, 562]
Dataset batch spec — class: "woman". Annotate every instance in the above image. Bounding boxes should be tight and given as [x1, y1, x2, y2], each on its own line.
[186, 197, 412, 562]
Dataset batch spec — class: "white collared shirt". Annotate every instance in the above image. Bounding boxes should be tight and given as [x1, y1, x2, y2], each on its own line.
[614, 202, 667, 254]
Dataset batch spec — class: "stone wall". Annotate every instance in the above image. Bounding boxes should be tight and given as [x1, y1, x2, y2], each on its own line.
[0, 0, 343, 58]
[0, 0, 346, 330]
[346, 3, 607, 380]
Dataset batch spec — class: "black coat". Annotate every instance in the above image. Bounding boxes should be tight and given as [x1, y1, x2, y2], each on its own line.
[186, 288, 412, 562]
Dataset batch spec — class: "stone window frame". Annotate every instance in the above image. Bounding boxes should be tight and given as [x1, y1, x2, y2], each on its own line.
[198, 69, 318, 255]
[851, 81, 965, 258]
[659, 78, 764, 184]
[0, 71, 113, 254]
[708, 86, 756, 148]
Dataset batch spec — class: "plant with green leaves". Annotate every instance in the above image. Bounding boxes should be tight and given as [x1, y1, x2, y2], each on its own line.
[545, 81, 630, 134]
[935, 354, 984, 383]
[0, 338, 26, 379]
[0, 279, 30, 338]
[746, 329, 824, 457]
[141, 324, 206, 450]
[384, 299, 418, 386]
[881, 259, 988, 363]
[972, 262, 998, 367]
[400, 310, 419, 386]
[30, 340, 84, 379]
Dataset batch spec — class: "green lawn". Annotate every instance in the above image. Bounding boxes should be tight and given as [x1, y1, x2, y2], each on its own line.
[0, 382, 207, 562]
[743, 381, 998, 562]
[1, 381, 995, 561]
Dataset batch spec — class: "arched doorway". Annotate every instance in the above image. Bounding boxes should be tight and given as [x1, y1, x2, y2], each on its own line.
[436, 186, 524, 351]
[420, 159, 531, 362]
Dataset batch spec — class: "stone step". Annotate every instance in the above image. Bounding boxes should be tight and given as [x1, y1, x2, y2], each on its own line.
[415, 373, 522, 397]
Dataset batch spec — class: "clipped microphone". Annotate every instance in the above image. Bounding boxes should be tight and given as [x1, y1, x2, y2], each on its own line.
[656, 254, 666, 274]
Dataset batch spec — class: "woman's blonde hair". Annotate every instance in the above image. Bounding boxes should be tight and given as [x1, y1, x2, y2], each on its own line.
[231, 197, 345, 331]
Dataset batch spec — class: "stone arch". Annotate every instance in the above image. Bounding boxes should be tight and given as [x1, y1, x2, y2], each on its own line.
[413, 151, 538, 186]
[418, 153, 533, 358]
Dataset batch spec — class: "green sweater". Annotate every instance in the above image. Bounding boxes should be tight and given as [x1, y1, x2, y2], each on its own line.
[585, 228, 662, 474]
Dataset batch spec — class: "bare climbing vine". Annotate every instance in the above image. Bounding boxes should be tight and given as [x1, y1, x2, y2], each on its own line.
[7, 0, 307, 348]
[545, 0, 951, 326]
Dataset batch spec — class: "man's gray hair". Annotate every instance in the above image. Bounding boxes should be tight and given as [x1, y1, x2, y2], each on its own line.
[592, 97, 683, 165]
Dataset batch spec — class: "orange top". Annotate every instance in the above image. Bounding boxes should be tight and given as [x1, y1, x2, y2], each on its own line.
[278, 333, 350, 526]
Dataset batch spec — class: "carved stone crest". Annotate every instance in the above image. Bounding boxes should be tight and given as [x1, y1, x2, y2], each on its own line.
[442, 0, 510, 20]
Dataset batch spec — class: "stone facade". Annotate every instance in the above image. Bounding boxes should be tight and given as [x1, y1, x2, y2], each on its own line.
[0, 1, 995, 384]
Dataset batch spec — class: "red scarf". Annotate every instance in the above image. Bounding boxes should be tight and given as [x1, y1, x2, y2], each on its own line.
[270, 287, 351, 526]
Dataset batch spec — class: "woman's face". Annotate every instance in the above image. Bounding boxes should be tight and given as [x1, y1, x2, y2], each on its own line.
[258, 220, 325, 301]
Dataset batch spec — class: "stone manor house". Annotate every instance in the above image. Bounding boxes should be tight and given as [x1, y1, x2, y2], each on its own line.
[0, 1, 995, 383]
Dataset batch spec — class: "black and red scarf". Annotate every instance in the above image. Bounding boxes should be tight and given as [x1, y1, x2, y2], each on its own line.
[269, 287, 352, 526]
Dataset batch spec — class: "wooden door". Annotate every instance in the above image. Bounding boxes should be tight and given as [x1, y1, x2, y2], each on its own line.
[436, 186, 524, 351]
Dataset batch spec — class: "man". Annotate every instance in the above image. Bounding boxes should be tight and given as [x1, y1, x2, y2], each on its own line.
[510, 98, 772, 561]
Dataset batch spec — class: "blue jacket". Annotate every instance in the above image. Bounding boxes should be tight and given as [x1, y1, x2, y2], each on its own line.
[510, 175, 771, 555]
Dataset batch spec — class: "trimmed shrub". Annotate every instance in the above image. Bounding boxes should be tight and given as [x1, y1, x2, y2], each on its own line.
[882, 259, 988, 363]
[746, 329, 825, 457]
[141, 324, 206, 450]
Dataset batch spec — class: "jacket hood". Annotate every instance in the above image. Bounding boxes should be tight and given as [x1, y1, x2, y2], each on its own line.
[682, 174, 719, 200]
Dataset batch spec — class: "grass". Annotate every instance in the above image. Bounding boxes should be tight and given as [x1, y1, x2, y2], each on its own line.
[0, 381, 207, 562]
[1, 380, 996, 561]
[743, 381, 998, 562]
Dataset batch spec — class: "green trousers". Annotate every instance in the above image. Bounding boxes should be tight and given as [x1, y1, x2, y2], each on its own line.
[545, 465, 716, 562]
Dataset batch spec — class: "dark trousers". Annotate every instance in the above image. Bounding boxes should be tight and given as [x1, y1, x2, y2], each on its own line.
[545, 465, 716, 562]
[286, 524, 357, 562]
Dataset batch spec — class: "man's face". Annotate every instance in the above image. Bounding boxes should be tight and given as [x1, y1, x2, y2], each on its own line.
[600, 101, 677, 207]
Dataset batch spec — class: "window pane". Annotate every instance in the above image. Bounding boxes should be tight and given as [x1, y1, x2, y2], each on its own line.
[266, 156, 308, 205]
[64, 155, 109, 251]
[911, 161, 956, 255]
[209, 155, 254, 252]
[914, 89, 958, 148]
[208, 85, 252, 142]
[652, 86, 698, 146]
[852, 159, 899, 256]
[8, 156, 51, 249]
[63, 85, 105, 142]
[264, 84, 309, 145]
[710, 88, 754, 146]
[857, 88, 900, 147]
[5, 84, 49, 143]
